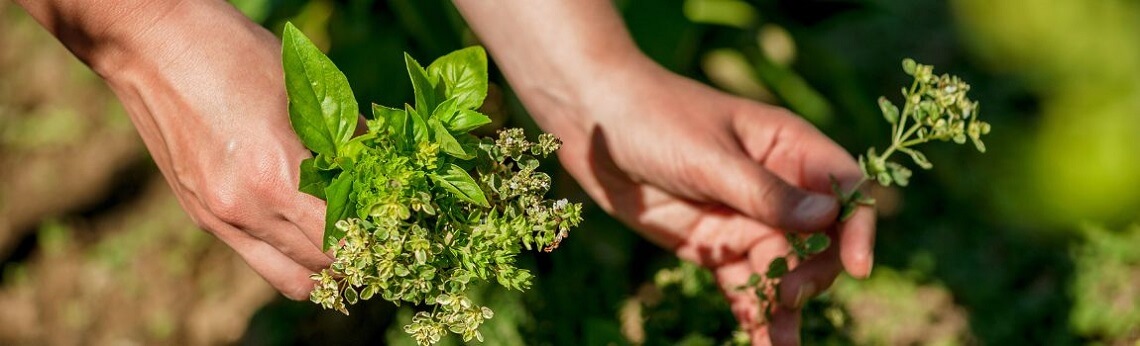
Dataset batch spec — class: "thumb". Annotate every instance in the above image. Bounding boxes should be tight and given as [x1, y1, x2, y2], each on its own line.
[698, 155, 838, 231]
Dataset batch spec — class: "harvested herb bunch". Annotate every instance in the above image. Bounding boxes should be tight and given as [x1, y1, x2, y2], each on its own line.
[281, 23, 582, 345]
[738, 58, 991, 323]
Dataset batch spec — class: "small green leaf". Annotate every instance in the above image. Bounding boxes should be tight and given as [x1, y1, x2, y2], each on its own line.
[406, 105, 429, 144]
[878, 97, 899, 124]
[427, 46, 488, 111]
[360, 284, 376, 300]
[429, 118, 473, 159]
[767, 257, 788, 279]
[404, 53, 440, 114]
[299, 157, 338, 199]
[282, 22, 358, 158]
[899, 147, 933, 169]
[746, 273, 762, 286]
[516, 155, 539, 171]
[323, 172, 356, 250]
[902, 58, 917, 75]
[803, 234, 831, 255]
[372, 103, 406, 140]
[430, 164, 490, 207]
[344, 286, 358, 304]
[876, 171, 893, 187]
[886, 162, 912, 187]
[335, 134, 373, 172]
[431, 97, 459, 121]
[839, 197, 859, 221]
[444, 110, 492, 134]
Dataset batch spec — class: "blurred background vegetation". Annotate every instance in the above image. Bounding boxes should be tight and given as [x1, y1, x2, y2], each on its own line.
[2, 0, 1139, 344]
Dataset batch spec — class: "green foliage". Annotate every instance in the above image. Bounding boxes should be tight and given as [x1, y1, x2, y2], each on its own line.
[1070, 224, 1140, 340]
[281, 23, 582, 345]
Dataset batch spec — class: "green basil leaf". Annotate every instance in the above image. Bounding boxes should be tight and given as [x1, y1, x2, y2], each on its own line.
[371, 103, 403, 137]
[429, 164, 489, 207]
[431, 97, 459, 121]
[444, 109, 492, 134]
[282, 22, 358, 158]
[404, 53, 439, 114]
[406, 105, 429, 144]
[427, 46, 488, 111]
[335, 133, 373, 172]
[323, 172, 356, 250]
[299, 156, 338, 199]
[429, 118, 473, 159]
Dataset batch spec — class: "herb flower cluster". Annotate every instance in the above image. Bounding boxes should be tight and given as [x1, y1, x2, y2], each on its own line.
[862, 58, 991, 188]
[281, 23, 581, 345]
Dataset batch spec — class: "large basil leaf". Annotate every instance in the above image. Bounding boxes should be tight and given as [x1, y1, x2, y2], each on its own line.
[282, 23, 358, 158]
[427, 46, 488, 111]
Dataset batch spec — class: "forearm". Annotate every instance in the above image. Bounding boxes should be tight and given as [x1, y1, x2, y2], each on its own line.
[12, 0, 277, 86]
[13, 0, 291, 215]
[452, 0, 654, 136]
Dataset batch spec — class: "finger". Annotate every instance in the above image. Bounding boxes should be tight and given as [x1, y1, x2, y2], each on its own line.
[731, 106, 875, 278]
[673, 206, 785, 267]
[700, 153, 839, 232]
[243, 218, 333, 272]
[776, 243, 842, 309]
[751, 326, 773, 346]
[731, 105, 861, 195]
[715, 260, 764, 328]
[839, 206, 875, 278]
[354, 114, 369, 136]
[213, 224, 316, 300]
[768, 307, 801, 346]
[282, 190, 334, 257]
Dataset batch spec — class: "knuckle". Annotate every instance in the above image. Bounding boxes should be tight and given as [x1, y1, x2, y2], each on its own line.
[203, 185, 249, 226]
[749, 179, 794, 223]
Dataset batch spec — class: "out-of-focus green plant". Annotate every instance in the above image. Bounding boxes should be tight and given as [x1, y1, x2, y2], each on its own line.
[1070, 224, 1140, 341]
[738, 58, 989, 325]
[280, 23, 582, 345]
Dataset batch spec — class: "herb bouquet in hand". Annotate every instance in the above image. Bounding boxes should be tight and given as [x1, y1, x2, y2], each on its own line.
[281, 23, 581, 345]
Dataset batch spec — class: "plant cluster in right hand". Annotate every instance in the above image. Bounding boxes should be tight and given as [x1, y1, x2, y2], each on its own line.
[739, 58, 990, 324]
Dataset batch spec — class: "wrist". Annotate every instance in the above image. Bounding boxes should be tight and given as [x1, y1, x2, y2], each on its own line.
[89, 1, 277, 84]
[507, 44, 660, 139]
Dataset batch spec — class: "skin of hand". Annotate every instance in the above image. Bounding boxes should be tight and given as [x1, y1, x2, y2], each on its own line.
[13, 0, 332, 299]
[453, 1, 876, 344]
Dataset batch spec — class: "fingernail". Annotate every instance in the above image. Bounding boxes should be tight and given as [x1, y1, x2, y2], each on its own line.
[792, 282, 816, 308]
[793, 194, 835, 224]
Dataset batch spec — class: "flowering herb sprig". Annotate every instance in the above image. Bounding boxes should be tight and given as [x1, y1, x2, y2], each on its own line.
[738, 58, 991, 323]
[281, 23, 581, 345]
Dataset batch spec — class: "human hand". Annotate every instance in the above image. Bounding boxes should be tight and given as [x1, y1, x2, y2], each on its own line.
[14, 0, 332, 299]
[530, 59, 876, 345]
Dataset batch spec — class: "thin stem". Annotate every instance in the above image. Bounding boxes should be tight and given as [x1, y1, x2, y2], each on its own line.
[880, 122, 922, 160]
[840, 176, 870, 205]
[894, 79, 922, 144]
